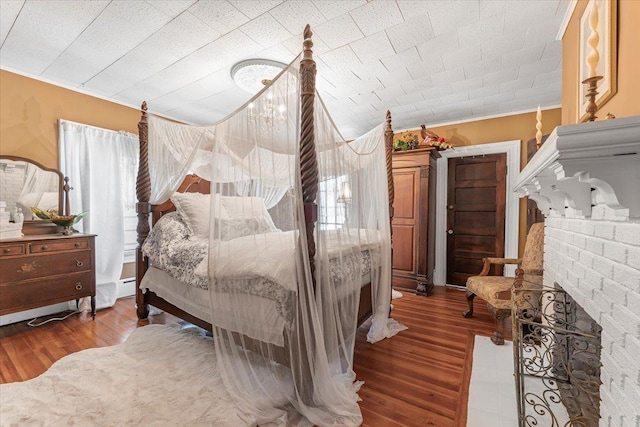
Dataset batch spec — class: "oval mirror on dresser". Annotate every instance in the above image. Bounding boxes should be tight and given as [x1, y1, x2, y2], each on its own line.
[0, 155, 70, 235]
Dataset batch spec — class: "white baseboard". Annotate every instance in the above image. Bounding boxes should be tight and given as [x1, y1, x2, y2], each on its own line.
[118, 278, 136, 299]
[0, 303, 72, 327]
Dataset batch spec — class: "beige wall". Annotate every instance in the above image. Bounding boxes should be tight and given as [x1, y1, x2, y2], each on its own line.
[0, 70, 140, 169]
[396, 109, 562, 167]
[395, 109, 563, 256]
[0, 70, 140, 279]
[425, 110, 562, 168]
[562, 0, 640, 124]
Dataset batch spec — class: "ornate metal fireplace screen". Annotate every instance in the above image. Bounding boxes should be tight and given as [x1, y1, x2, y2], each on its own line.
[512, 283, 602, 427]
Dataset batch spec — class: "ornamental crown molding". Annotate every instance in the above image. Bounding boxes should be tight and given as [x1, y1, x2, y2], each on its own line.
[514, 115, 640, 219]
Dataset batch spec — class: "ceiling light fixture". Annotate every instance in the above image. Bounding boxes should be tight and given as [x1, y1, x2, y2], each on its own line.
[230, 59, 287, 94]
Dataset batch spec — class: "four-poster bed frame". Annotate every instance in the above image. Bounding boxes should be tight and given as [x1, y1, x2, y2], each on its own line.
[134, 25, 396, 345]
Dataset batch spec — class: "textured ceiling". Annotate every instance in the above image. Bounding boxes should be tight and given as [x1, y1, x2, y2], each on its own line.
[0, 0, 570, 139]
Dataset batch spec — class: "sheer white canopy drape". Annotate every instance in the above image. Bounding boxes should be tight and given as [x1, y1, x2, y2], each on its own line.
[59, 120, 138, 309]
[144, 54, 404, 425]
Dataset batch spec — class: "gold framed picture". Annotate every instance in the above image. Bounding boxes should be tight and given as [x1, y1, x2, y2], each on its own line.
[577, 0, 617, 122]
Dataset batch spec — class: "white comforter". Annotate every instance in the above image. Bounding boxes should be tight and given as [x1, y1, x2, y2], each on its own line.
[143, 217, 385, 345]
[196, 228, 383, 293]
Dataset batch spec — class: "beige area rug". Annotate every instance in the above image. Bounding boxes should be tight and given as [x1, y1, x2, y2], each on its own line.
[0, 325, 245, 426]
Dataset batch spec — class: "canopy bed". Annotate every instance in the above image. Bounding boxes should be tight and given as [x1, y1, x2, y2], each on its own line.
[135, 26, 402, 426]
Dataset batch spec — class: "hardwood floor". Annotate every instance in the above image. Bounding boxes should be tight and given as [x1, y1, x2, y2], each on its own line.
[0, 286, 498, 426]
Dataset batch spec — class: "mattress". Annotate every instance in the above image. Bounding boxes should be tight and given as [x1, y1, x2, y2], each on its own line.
[141, 267, 286, 346]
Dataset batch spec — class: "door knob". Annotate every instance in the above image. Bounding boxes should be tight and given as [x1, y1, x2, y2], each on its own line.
[447, 229, 454, 235]
[448, 205, 454, 210]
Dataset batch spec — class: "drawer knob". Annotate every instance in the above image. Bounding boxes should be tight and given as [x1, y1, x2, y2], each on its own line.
[41, 245, 48, 251]
[75, 242, 81, 248]
[75, 282, 83, 290]
[3, 248, 10, 254]
[75, 260, 84, 267]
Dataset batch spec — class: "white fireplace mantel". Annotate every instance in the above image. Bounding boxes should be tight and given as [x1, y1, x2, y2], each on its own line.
[514, 115, 640, 219]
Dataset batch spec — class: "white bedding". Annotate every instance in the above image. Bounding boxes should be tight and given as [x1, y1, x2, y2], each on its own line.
[141, 213, 384, 346]
[141, 267, 287, 346]
[141, 264, 373, 347]
[196, 228, 383, 293]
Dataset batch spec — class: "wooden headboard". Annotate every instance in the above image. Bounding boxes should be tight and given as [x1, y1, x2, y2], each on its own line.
[150, 174, 211, 225]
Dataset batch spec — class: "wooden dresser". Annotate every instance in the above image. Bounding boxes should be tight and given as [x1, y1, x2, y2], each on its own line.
[392, 147, 439, 295]
[0, 234, 96, 318]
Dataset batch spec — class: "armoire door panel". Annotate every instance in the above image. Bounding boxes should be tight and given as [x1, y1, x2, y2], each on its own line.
[392, 172, 417, 219]
[392, 225, 415, 273]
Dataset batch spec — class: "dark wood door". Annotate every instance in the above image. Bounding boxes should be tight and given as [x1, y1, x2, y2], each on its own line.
[446, 154, 506, 286]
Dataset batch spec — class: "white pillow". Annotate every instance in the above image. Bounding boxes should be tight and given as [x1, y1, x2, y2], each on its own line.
[218, 217, 275, 241]
[170, 192, 229, 238]
[220, 196, 278, 232]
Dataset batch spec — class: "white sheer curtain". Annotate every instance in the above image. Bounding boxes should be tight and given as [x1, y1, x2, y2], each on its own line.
[144, 51, 405, 425]
[58, 120, 138, 309]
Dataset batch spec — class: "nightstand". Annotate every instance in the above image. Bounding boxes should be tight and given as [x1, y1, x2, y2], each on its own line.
[0, 233, 96, 319]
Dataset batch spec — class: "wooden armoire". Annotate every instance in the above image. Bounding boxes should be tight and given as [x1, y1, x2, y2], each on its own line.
[391, 147, 439, 295]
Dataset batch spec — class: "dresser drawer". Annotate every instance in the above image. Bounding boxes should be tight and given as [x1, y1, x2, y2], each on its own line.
[0, 243, 26, 257]
[1, 251, 92, 282]
[0, 272, 94, 315]
[29, 238, 90, 254]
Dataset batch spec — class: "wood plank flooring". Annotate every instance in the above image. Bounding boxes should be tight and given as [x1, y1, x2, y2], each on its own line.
[0, 286, 498, 426]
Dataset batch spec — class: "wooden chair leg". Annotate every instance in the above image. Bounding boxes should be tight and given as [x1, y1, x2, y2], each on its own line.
[462, 290, 475, 318]
[487, 304, 511, 345]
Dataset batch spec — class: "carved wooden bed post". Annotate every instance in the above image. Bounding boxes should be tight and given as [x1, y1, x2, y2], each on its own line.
[293, 23, 319, 405]
[299, 24, 318, 290]
[385, 111, 395, 301]
[136, 101, 151, 320]
[385, 111, 394, 243]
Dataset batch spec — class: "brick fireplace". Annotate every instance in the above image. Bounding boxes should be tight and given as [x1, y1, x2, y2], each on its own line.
[514, 116, 640, 426]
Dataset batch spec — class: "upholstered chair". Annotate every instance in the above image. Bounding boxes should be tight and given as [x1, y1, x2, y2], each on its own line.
[462, 222, 545, 345]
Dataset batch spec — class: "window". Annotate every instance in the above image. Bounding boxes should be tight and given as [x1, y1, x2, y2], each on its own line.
[318, 175, 348, 230]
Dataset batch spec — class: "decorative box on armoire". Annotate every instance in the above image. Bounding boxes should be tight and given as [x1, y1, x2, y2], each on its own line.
[391, 147, 439, 295]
